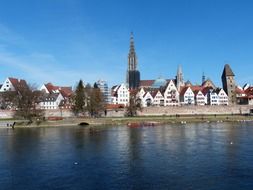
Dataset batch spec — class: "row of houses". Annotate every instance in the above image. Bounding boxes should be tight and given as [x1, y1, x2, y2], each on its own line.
[136, 80, 229, 107]
[0, 77, 73, 110]
[1, 75, 253, 111]
[110, 79, 253, 107]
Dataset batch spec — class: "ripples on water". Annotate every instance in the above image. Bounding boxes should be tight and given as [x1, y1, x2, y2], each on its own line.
[1, 122, 253, 190]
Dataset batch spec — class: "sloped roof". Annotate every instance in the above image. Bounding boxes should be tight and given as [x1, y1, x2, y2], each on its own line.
[140, 80, 155, 87]
[202, 86, 214, 96]
[59, 87, 73, 98]
[245, 87, 253, 96]
[41, 93, 60, 102]
[9, 77, 29, 90]
[44, 83, 72, 97]
[235, 87, 245, 94]
[222, 64, 235, 77]
[202, 79, 216, 88]
[180, 86, 190, 96]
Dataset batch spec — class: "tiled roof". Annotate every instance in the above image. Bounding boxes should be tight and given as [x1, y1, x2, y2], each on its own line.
[245, 87, 253, 96]
[235, 87, 245, 94]
[44, 83, 72, 97]
[140, 80, 155, 87]
[201, 87, 214, 96]
[9, 77, 28, 90]
[180, 86, 190, 96]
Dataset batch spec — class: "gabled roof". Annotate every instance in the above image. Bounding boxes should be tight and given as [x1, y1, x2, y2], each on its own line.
[59, 87, 73, 98]
[43, 82, 72, 97]
[222, 64, 235, 77]
[201, 87, 214, 96]
[235, 87, 245, 94]
[245, 87, 253, 96]
[201, 79, 216, 88]
[180, 86, 191, 96]
[152, 90, 163, 98]
[8, 77, 29, 91]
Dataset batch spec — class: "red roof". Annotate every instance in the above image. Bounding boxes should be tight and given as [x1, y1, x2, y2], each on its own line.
[9, 77, 28, 90]
[44, 83, 72, 97]
[201, 87, 213, 96]
[235, 87, 245, 94]
[140, 80, 154, 87]
[180, 86, 190, 96]
[245, 87, 253, 96]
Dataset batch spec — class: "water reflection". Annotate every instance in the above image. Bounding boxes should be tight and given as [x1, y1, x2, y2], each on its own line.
[1, 122, 253, 190]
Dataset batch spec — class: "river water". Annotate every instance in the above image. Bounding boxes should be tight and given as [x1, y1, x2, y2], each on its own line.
[1, 122, 253, 190]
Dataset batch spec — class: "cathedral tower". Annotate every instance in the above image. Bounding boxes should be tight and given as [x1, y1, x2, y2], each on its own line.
[221, 64, 236, 104]
[176, 65, 184, 92]
[126, 33, 140, 89]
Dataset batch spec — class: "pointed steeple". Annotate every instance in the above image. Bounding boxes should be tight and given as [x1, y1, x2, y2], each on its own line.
[128, 32, 137, 71]
[126, 32, 140, 90]
[176, 65, 184, 91]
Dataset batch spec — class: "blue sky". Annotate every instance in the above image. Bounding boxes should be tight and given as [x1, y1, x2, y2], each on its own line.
[0, 0, 253, 88]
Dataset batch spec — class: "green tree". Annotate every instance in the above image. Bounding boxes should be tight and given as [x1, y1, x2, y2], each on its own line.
[72, 80, 86, 115]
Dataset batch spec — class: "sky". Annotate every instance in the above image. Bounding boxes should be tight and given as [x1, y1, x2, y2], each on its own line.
[0, 0, 253, 88]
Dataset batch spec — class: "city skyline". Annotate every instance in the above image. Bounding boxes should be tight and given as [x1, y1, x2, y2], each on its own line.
[0, 0, 253, 88]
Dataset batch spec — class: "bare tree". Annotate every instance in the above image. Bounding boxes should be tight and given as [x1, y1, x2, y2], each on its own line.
[1, 84, 44, 121]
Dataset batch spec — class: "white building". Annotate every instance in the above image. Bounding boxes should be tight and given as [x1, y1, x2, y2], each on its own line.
[152, 90, 164, 106]
[39, 82, 73, 110]
[195, 90, 205, 106]
[0, 77, 28, 92]
[208, 89, 219, 105]
[111, 83, 129, 106]
[217, 88, 228, 105]
[180, 87, 195, 105]
[142, 91, 154, 107]
[164, 80, 180, 106]
[39, 93, 64, 110]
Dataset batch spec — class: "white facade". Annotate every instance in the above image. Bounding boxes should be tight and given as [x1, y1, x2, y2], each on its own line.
[164, 80, 179, 106]
[182, 87, 195, 105]
[209, 90, 219, 105]
[111, 83, 129, 106]
[153, 91, 165, 106]
[39, 93, 64, 110]
[40, 84, 51, 93]
[137, 88, 146, 99]
[142, 92, 154, 107]
[217, 89, 229, 105]
[0, 78, 15, 92]
[195, 91, 205, 106]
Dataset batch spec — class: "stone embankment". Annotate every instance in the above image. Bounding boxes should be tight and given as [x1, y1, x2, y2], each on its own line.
[0, 105, 252, 119]
[138, 105, 253, 116]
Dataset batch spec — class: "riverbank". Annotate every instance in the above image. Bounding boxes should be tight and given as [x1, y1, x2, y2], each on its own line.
[1, 114, 253, 128]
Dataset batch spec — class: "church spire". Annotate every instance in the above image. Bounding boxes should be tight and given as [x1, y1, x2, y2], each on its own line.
[126, 32, 140, 90]
[128, 32, 137, 71]
[176, 65, 184, 92]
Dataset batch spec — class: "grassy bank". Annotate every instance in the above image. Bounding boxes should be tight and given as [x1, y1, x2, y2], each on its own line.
[5, 114, 253, 128]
